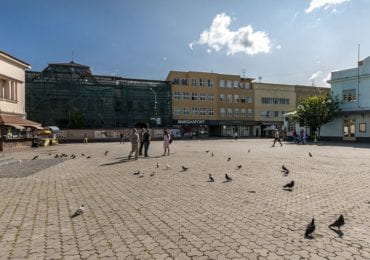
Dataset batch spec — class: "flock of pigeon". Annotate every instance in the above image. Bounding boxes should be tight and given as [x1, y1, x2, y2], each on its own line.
[32, 146, 345, 239]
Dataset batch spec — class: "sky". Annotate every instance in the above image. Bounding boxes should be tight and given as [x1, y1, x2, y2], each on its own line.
[1, 0, 370, 87]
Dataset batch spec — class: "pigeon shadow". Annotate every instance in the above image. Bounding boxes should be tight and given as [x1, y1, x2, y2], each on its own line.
[70, 213, 81, 219]
[304, 235, 314, 240]
[283, 188, 293, 192]
[222, 180, 232, 183]
[206, 180, 215, 183]
[329, 227, 344, 238]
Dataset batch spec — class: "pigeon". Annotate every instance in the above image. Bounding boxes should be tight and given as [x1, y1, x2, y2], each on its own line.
[139, 172, 144, 178]
[282, 165, 288, 172]
[283, 169, 290, 175]
[32, 155, 39, 160]
[227, 157, 231, 162]
[225, 174, 232, 182]
[248, 149, 251, 153]
[182, 166, 189, 171]
[211, 152, 214, 157]
[133, 171, 140, 175]
[309, 152, 312, 157]
[166, 164, 171, 169]
[304, 218, 315, 238]
[205, 150, 210, 153]
[329, 215, 345, 230]
[86, 156, 91, 159]
[71, 155, 76, 159]
[209, 174, 215, 182]
[156, 162, 159, 168]
[104, 150, 108, 156]
[71, 204, 85, 218]
[81, 153, 85, 157]
[283, 181, 295, 189]
[150, 172, 155, 177]
[54, 154, 59, 158]
[48, 153, 51, 156]
[236, 165, 242, 170]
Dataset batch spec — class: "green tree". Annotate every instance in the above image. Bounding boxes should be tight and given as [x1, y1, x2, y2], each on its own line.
[296, 94, 340, 138]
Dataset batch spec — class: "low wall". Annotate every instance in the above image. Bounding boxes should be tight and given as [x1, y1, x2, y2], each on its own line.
[0, 139, 33, 152]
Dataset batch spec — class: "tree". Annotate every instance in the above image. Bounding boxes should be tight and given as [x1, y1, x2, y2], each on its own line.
[295, 94, 340, 138]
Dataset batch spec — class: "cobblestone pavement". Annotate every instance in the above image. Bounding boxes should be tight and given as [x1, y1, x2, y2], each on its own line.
[1, 139, 370, 259]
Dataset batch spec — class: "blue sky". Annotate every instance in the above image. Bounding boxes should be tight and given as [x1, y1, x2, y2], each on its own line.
[1, 0, 369, 86]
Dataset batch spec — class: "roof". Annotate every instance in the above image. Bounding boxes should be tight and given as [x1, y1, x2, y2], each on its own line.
[47, 61, 89, 68]
[0, 114, 42, 129]
[0, 50, 31, 68]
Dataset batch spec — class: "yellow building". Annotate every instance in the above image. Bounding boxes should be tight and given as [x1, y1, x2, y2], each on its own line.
[253, 82, 329, 137]
[166, 71, 254, 137]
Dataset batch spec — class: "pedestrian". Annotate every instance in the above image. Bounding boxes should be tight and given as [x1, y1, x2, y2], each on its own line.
[272, 129, 283, 147]
[143, 129, 151, 157]
[234, 131, 238, 141]
[83, 133, 88, 144]
[162, 130, 171, 156]
[139, 128, 144, 156]
[128, 128, 139, 160]
[120, 132, 124, 144]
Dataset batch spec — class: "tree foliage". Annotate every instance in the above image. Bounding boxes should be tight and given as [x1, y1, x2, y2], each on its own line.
[295, 94, 340, 136]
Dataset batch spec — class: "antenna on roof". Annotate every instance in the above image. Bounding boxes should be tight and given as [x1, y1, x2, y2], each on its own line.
[71, 51, 74, 62]
[258, 76, 262, 83]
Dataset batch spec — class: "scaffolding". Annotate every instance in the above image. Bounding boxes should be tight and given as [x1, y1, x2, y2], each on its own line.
[26, 62, 172, 129]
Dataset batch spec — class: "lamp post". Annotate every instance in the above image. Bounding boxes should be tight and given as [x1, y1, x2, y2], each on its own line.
[149, 88, 158, 127]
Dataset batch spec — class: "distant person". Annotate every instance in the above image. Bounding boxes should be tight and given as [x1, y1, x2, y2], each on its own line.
[143, 129, 151, 157]
[83, 133, 88, 144]
[120, 133, 124, 144]
[139, 128, 145, 156]
[234, 132, 238, 141]
[272, 129, 283, 147]
[128, 128, 139, 160]
[162, 130, 171, 156]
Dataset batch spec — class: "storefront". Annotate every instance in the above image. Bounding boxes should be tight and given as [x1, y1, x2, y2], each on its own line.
[172, 120, 209, 138]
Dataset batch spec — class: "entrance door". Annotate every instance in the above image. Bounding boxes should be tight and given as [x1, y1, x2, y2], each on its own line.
[343, 119, 356, 141]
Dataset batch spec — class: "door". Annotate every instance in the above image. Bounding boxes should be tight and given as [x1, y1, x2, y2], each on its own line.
[343, 119, 356, 141]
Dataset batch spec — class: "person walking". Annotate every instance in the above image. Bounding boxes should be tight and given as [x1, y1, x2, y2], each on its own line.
[272, 129, 283, 147]
[139, 128, 144, 156]
[128, 128, 140, 160]
[234, 131, 238, 141]
[162, 130, 171, 156]
[143, 129, 151, 157]
[120, 132, 124, 144]
[83, 133, 88, 144]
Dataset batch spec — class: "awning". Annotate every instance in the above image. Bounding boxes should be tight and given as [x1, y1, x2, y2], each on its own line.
[5, 123, 25, 130]
[263, 125, 277, 131]
[46, 126, 60, 132]
[0, 114, 42, 129]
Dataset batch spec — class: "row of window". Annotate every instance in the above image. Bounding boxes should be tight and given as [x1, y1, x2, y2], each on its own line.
[0, 79, 18, 101]
[342, 89, 356, 102]
[173, 92, 253, 103]
[172, 78, 251, 89]
[260, 111, 286, 118]
[174, 107, 215, 116]
[220, 108, 253, 117]
[261, 97, 289, 105]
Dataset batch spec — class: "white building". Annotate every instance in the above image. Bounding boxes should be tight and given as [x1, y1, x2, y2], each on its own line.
[321, 56, 370, 141]
[0, 50, 41, 138]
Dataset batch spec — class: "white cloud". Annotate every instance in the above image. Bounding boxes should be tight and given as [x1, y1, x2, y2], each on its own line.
[276, 45, 282, 50]
[309, 71, 322, 82]
[305, 0, 350, 13]
[189, 13, 271, 56]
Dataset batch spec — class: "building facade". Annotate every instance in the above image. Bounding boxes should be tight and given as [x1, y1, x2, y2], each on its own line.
[167, 71, 254, 137]
[0, 50, 41, 139]
[321, 56, 370, 141]
[26, 62, 172, 129]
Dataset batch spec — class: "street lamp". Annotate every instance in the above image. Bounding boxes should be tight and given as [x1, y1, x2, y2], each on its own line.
[149, 88, 158, 127]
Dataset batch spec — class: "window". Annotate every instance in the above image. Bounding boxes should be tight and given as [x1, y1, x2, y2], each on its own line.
[261, 97, 288, 104]
[227, 94, 232, 103]
[192, 93, 198, 100]
[199, 79, 205, 87]
[234, 95, 239, 103]
[183, 92, 190, 100]
[0, 79, 16, 101]
[207, 79, 213, 87]
[181, 78, 188, 85]
[199, 107, 206, 115]
[207, 94, 214, 101]
[220, 108, 226, 117]
[359, 123, 366, 133]
[172, 78, 180, 84]
[234, 108, 240, 117]
[342, 89, 356, 102]
[233, 81, 239, 88]
[200, 93, 206, 101]
[248, 109, 253, 115]
[174, 92, 181, 100]
[274, 111, 279, 117]
[183, 107, 190, 115]
[241, 108, 246, 117]
[174, 107, 181, 116]
[226, 80, 232, 88]
[240, 95, 246, 103]
[244, 82, 251, 89]
[192, 107, 198, 115]
[239, 82, 245, 89]
[220, 94, 226, 102]
[208, 107, 214, 116]
[219, 80, 225, 88]
[227, 108, 233, 117]
[191, 78, 197, 86]
[247, 97, 253, 104]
